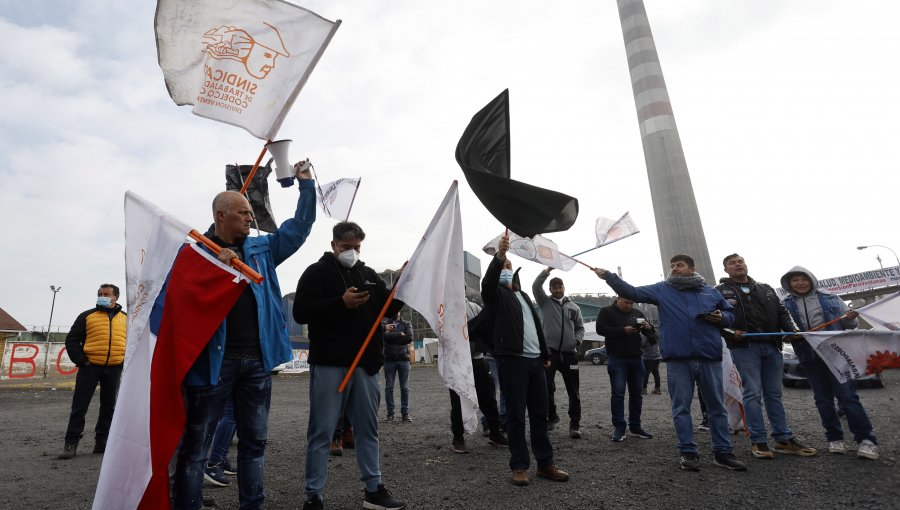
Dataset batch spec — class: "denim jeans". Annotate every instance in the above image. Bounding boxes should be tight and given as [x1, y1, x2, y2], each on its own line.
[796, 342, 877, 444]
[607, 355, 645, 431]
[305, 365, 382, 497]
[64, 363, 122, 445]
[496, 355, 554, 471]
[730, 342, 793, 443]
[173, 358, 271, 510]
[545, 350, 581, 428]
[207, 398, 236, 466]
[667, 359, 732, 454]
[383, 360, 410, 416]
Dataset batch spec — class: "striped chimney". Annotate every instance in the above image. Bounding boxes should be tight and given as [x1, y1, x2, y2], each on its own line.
[618, 0, 715, 283]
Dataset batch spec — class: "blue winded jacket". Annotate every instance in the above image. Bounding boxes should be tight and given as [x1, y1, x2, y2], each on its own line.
[184, 179, 316, 386]
[603, 273, 734, 361]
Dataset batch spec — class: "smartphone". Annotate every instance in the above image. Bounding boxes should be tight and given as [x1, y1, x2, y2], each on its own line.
[360, 281, 378, 292]
[696, 312, 713, 319]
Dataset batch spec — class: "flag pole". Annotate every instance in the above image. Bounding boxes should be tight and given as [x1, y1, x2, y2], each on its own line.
[725, 313, 853, 338]
[338, 284, 398, 393]
[345, 177, 361, 222]
[188, 230, 264, 284]
[238, 144, 270, 196]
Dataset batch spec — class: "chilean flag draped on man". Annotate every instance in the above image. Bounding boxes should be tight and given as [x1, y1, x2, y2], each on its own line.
[92, 193, 251, 509]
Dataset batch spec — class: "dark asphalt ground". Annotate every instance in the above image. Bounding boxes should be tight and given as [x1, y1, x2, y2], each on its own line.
[2, 362, 898, 509]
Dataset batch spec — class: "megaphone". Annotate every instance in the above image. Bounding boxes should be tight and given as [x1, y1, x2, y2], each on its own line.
[265, 139, 310, 187]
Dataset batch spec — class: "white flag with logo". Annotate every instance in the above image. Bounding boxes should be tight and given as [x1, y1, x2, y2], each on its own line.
[721, 341, 746, 434]
[804, 330, 900, 384]
[316, 177, 361, 221]
[857, 291, 900, 331]
[595, 212, 640, 247]
[395, 182, 478, 432]
[156, 0, 340, 140]
[482, 231, 577, 271]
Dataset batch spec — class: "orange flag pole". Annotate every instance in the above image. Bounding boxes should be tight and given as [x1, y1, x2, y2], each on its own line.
[188, 230, 264, 284]
[809, 313, 851, 332]
[238, 144, 270, 196]
[338, 284, 398, 393]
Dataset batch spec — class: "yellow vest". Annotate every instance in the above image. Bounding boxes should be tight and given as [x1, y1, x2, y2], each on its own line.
[83, 309, 127, 365]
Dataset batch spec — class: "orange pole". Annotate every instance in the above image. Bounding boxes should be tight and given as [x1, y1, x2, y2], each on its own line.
[809, 313, 850, 332]
[338, 285, 398, 393]
[188, 230, 264, 284]
[238, 144, 270, 195]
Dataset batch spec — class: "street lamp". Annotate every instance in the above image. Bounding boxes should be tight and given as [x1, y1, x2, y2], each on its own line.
[857, 245, 900, 270]
[47, 285, 61, 342]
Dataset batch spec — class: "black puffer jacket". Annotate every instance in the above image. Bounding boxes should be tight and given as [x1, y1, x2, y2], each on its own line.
[294, 252, 404, 373]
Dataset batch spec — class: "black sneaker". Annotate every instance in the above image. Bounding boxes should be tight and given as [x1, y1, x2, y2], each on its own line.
[569, 428, 582, 439]
[611, 429, 626, 442]
[58, 443, 78, 460]
[451, 437, 468, 454]
[713, 452, 748, 471]
[204, 464, 232, 487]
[385, 414, 394, 422]
[363, 484, 406, 510]
[221, 458, 237, 475]
[202, 495, 218, 508]
[698, 420, 710, 432]
[680, 452, 701, 471]
[302, 494, 324, 510]
[401, 414, 412, 423]
[547, 415, 561, 431]
[488, 432, 508, 447]
[629, 428, 653, 439]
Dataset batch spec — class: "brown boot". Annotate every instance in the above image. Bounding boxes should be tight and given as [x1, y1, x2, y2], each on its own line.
[536, 464, 570, 482]
[330, 439, 343, 456]
[511, 469, 529, 486]
[341, 426, 355, 449]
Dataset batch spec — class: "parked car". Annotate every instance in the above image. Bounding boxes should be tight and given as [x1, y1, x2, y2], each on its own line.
[782, 343, 884, 388]
[584, 347, 608, 365]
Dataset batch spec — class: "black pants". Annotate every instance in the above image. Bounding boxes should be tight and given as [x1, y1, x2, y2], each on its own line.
[545, 350, 581, 428]
[64, 363, 122, 445]
[450, 357, 501, 439]
[497, 355, 554, 470]
[642, 359, 661, 389]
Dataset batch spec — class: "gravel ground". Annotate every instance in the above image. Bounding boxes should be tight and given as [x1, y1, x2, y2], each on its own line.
[3, 363, 898, 510]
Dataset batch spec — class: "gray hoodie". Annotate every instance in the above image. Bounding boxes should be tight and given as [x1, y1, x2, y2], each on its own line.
[780, 266, 858, 331]
[532, 271, 584, 353]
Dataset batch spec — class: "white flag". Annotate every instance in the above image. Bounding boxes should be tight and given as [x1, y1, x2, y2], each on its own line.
[316, 177, 361, 221]
[394, 182, 479, 432]
[857, 291, 900, 331]
[595, 212, 640, 247]
[804, 330, 900, 384]
[155, 0, 340, 140]
[721, 341, 746, 434]
[482, 231, 577, 271]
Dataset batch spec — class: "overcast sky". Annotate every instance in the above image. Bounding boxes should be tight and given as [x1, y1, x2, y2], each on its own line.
[2, 0, 899, 331]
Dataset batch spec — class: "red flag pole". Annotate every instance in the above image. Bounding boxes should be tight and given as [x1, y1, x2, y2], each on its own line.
[188, 230, 264, 284]
[238, 144, 270, 196]
[338, 284, 398, 393]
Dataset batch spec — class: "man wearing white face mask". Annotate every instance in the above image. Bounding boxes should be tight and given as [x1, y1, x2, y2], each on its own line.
[294, 221, 407, 510]
[59, 284, 127, 459]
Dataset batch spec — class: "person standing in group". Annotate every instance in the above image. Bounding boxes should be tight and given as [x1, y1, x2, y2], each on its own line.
[58, 284, 127, 459]
[383, 312, 414, 423]
[593, 255, 747, 472]
[482, 235, 569, 487]
[595, 296, 655, 442]
[781, 266, 879, 460]
[717, 254, 816, 460]
[172, 162, 316, 510]
[532, 268, 585, 438]
[641, 325, 662, 396]
[294, 222, 407, 510]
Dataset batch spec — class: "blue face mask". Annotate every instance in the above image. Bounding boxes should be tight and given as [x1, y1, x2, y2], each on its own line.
[499, 269, 514, 286]
[97, 296, 112, 308]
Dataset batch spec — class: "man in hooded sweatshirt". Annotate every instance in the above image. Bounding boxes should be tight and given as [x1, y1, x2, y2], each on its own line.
[780, 266, 879, 461]
[593, 255, 747, 472]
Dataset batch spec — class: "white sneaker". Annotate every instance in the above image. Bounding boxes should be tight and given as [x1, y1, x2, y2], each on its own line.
[828, 441, 846, 454]
[857, 440, 879, 460]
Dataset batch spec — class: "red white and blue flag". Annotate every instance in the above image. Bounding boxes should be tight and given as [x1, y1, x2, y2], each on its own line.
[93, 192, 250, 509]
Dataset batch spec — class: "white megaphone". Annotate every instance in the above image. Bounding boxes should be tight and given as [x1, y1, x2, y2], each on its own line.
[266, 139, 310, 187]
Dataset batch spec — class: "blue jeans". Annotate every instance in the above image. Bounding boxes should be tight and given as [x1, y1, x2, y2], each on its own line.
[208, 398, 236, 466]
[484, 356, 507, 426]
[383, 360, 410, 416]
[305, 365, 382, 497]
[173, 358, 271, 510]
[730, 342, 793, 443]
[496, 355, 554, 470]
[667, 359, 732, 455]
[607, 355, 645, 431]
[796, 342, 877, 444]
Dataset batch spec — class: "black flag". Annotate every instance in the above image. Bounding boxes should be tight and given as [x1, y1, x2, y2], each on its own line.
[455, 89, 578, 238]
[225, 161, 278, 233]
